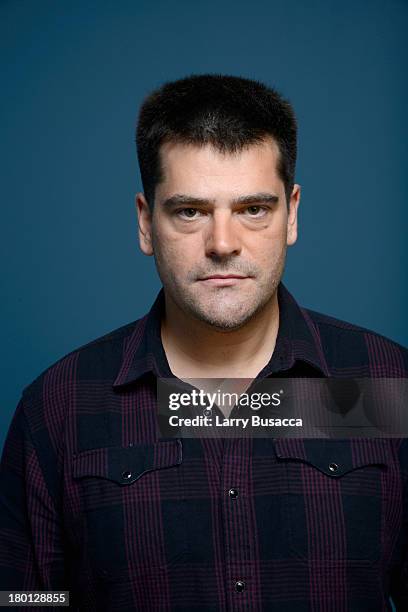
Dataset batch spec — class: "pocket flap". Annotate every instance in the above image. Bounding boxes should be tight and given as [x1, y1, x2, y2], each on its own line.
[72, 439, 182, 484]
[273, 438, 389, 477]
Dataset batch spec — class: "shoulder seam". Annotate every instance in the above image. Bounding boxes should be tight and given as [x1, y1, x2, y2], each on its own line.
[304, 308, 407, 347]
[22, 318, 144, 398]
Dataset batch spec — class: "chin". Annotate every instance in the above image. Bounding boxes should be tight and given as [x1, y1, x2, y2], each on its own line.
[192, 305, 260, 331]
[175, 285, 277, 330]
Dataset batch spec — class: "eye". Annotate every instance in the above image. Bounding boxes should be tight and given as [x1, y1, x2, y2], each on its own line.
[243, 205, 267, 217]
[176, 208, 202, 219]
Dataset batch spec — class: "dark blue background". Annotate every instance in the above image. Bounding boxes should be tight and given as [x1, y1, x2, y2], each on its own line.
[2, 0, 407, 454]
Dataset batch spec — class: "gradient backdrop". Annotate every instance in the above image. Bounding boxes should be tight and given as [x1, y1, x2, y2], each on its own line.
[1, 0, 407, 454]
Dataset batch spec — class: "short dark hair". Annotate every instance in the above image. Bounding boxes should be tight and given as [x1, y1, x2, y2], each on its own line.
[136, 74, 297, 207]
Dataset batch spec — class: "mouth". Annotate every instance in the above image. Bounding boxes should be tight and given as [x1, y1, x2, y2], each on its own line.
[197, 274, 251, 286]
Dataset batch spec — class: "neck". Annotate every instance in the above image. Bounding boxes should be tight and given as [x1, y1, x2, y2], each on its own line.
[161, 290, 280, 378]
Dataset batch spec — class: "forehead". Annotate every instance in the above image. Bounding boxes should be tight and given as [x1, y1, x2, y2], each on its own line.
[156, 138, 283, 197]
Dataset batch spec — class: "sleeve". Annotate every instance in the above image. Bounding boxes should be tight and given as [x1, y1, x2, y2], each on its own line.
[0, 396, 68, 591]
[389, 494, 408, 608]
[389, 441, 408, 610]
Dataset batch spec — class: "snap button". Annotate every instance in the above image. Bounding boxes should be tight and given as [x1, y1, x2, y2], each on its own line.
[235, 580, 246, 592]
[228, 488, 239, 498]
[122, 470, 132, 480]
[329, 462, 339, 472]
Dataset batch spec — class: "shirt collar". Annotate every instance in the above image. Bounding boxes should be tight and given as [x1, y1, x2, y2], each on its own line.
[112, 282, 329, 388]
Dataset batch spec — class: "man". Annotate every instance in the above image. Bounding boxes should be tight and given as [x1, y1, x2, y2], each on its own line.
[1, 74, 407, 611]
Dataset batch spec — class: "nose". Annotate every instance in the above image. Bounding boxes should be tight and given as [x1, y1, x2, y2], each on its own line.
[204, 210, 242, 258]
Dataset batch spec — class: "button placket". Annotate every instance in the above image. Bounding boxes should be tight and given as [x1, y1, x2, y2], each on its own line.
[222, 439, 254, 608]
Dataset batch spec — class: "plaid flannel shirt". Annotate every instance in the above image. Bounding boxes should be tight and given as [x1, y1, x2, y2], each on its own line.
[1, 283, 408, 611]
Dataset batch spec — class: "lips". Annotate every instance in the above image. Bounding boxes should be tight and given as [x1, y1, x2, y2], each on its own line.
[199, 274, 248, 280]
[197, 274, 250, 287]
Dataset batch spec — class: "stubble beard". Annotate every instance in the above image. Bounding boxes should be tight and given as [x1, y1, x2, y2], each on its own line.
[154, 246, 287, 332]
[180, 276, 282, 331]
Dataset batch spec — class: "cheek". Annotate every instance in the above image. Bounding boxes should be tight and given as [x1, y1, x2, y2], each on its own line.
[247, 222, 287, 252]
[154, 227, 198, 266]
[247, 233, 287, 276]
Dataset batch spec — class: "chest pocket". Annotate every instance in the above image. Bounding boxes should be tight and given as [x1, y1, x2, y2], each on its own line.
[71, 439, 185, 579]
[274, 438, 390, 565]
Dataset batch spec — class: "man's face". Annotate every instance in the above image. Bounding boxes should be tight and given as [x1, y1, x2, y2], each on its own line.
[137, 137, 300, 331]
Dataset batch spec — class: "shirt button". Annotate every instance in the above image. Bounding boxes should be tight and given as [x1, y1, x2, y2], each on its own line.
[329, 463, 339, 473]
[122, 470, 132, 480]
[235, 580, 246, 592]
[228, 488, 239, 498]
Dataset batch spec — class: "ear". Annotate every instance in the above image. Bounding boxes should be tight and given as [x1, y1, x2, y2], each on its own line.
[136, 192, 154, 256]
[286, 184, 301, 246]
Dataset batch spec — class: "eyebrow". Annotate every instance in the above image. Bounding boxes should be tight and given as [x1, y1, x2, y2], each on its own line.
[161, 192, 279, 208]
